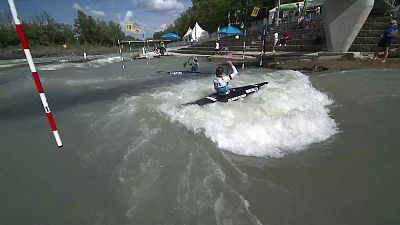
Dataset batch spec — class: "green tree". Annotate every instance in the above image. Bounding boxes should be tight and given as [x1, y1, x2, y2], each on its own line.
[0, 11, 18, 47]
[42, 12, 57, 45]
[74, 10, 88, 44]
[73, 10, 126, 46]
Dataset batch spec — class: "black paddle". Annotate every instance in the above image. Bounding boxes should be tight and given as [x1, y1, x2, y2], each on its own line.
[183, 56, 193, 68]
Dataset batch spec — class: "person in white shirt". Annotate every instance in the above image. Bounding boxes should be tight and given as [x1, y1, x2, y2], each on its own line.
[213, 61, 238, 95]
[273, 32, 279, 51]
[215, 40, 220, 55]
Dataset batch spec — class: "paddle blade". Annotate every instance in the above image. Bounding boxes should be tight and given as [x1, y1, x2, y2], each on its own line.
[183, 56, 192, 68]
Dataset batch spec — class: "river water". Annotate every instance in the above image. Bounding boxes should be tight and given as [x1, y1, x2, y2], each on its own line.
[0, 55, 399, 225]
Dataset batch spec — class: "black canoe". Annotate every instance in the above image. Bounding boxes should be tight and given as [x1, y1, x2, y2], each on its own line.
[185, 81, 268, 106]
[157, 71, 210, 75]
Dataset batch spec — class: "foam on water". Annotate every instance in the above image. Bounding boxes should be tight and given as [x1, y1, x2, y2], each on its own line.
[88, 56, 122, 67]
[64, 78, 124, 86]
[38, 63, 83, 71]
[0, 59, 27, 69]
[150, 69, 338, 158]
[0, 64, 15, 69]
[37, 56, 122, 71]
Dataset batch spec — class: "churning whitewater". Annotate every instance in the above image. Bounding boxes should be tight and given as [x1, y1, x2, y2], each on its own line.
[117, 69, 338, 158]
[4, 54, 399, 225]
[37, 56, 123, 71]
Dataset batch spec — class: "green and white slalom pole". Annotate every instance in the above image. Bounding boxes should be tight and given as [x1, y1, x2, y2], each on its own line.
[302, 0, 309, 16]
[117, 39, 125, 69]
[260, 26, 266, 66]
[242, 41, 246, 69]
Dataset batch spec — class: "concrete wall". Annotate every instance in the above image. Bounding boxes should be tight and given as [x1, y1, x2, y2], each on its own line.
[323, 0, 375, 52]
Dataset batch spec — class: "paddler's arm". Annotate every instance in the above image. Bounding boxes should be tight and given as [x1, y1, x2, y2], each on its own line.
[227, 60, 238, 80]
[392, 30, 399, 38]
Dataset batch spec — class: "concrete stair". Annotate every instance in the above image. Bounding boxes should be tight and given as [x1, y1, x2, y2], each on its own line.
[267, 27, 326, 52]
[349, 14, 398, 52]
[262, 14, 326, 52]
[173, 15, 326, 54]
[173, 36, 262, 55]
[371, 0, 397, 15]
[172, 49, 216, 55]
[274, 45, 324, 52]
[352, 37, 381, 44]
[358, 29, 385, 37]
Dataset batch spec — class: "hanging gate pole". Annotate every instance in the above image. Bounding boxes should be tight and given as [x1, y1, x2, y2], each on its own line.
[242, 41, 246, 69]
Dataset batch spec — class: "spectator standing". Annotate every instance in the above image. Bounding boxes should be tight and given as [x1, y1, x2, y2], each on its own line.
[281, 31, 291, 46]
[263, 16, 268, 28]
[316, 6, 321, 15]
[215, 40, 220, 55]
[296, 3, 301, 17]
[373, 20, 399, 63]
[273, 32, 279, 51]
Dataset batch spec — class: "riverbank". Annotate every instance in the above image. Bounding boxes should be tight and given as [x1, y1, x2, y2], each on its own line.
[3, 47, 399, 74]
[264, 57, 400, 72]
[206, 51, 400, 73]
[0, 45, 121, 60]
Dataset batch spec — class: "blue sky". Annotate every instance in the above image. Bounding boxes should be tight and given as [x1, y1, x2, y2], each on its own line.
[0, 0, 192, 37]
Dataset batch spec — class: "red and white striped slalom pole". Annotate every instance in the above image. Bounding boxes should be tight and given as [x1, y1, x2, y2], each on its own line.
[8, 0, 63, 148]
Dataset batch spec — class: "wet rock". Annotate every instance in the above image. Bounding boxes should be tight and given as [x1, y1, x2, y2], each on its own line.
[301, 64, 329, 72]
[266, 62, 283, 69]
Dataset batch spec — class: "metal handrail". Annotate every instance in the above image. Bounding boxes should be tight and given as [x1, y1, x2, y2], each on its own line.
[383, 0, 398, 8]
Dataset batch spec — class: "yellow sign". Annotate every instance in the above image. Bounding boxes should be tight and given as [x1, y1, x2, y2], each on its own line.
[251, 7, 260, 17]
[126, 23, 133, 30]
[133, 28, 142, 34]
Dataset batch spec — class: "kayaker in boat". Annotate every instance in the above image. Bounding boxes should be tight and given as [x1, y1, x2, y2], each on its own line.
[213, 60, 238, 95]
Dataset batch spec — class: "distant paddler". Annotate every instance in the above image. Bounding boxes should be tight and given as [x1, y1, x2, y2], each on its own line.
[183, 56, 199, 73]
[159, 41, 166, 56]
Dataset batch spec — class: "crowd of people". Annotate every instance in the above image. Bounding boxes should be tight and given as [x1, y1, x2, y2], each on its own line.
[265, 4, 324, 51]
[162, 3, 398, 64]
[271, 4, 321, 29]
[152, 41, 167, 56]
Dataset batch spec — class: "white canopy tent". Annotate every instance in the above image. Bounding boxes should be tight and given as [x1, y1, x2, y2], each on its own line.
[191, 22, 208, 42]
[183, 27, 193, 43]
[183, 27, 192, 39]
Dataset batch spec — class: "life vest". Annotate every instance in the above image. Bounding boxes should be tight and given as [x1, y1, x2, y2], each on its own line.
[213, 64, 238, 95]
[191, 62, 199, 72]
[214, 76, 230, 95]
